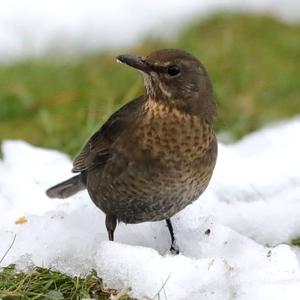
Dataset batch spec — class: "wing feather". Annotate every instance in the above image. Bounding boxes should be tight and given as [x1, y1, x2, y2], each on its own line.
[72, 96, 144, 173]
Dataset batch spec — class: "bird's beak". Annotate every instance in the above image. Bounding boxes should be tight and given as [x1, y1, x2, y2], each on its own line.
[116, 55, 150, 74]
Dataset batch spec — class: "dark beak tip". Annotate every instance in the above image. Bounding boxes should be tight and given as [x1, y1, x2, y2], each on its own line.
[116, 55, 126, 64]
[115, 56, 123, 64]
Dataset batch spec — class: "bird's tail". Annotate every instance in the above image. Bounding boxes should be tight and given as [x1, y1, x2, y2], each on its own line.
[46, 174, 86, 199]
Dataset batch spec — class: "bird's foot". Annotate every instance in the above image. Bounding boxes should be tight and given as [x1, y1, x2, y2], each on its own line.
[170, 242, 180, 255]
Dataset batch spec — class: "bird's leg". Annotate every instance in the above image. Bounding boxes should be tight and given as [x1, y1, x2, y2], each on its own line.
[105, 214, 117, 241]
[166, 218, 180, 254]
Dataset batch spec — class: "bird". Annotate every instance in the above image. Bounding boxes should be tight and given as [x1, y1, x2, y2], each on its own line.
[46, 48, 218, 254]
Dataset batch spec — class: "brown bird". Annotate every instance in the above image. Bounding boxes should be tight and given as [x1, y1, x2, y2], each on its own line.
[46, 49, 217, 254]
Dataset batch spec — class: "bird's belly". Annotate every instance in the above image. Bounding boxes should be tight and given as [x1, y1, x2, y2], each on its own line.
[87, 150, 216, 224]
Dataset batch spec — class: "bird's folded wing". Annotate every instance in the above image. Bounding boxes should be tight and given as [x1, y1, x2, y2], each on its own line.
[72, 96, 144, 172]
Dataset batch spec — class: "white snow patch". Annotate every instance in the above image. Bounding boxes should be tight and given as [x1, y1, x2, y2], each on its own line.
[1, 117, 300, 299]
[0, 0, 299, 63]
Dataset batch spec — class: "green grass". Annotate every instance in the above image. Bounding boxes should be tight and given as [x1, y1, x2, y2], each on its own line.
[0, 13, 300, 298]
[0, 265, 132, 300]
[0, 14, 299, 156]
[292, 237, 300, 247]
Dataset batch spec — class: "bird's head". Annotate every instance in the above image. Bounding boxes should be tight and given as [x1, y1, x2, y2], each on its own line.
[116, 49, 216, 120]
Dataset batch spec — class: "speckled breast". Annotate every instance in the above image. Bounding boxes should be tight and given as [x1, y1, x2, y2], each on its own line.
[88, 100, 217, 223]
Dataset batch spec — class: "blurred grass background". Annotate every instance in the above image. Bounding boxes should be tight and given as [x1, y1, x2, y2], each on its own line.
[0, 14, 299, 157]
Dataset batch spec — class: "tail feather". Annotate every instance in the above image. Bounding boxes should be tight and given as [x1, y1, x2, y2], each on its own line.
[46, 175, 86, 199]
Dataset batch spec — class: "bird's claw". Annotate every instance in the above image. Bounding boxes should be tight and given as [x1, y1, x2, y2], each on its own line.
[170, 242, 180, 255]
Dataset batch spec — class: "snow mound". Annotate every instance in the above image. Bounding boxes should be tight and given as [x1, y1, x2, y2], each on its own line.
[0, 0, 300, 62]
[1, 117, 300, 299]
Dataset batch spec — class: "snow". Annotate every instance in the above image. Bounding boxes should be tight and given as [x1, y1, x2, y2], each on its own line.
[1, 117, 300, 299]
[0, 0, 299, 63]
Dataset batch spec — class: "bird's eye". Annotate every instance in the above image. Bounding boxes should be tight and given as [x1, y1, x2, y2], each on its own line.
[167, 65, 180, 76]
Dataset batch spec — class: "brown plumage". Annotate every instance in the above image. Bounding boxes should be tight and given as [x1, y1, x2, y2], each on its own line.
[46, 49, 218, 254]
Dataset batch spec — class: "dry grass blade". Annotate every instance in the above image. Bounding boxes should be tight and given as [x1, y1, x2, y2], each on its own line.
[0, 234, 16, 265]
